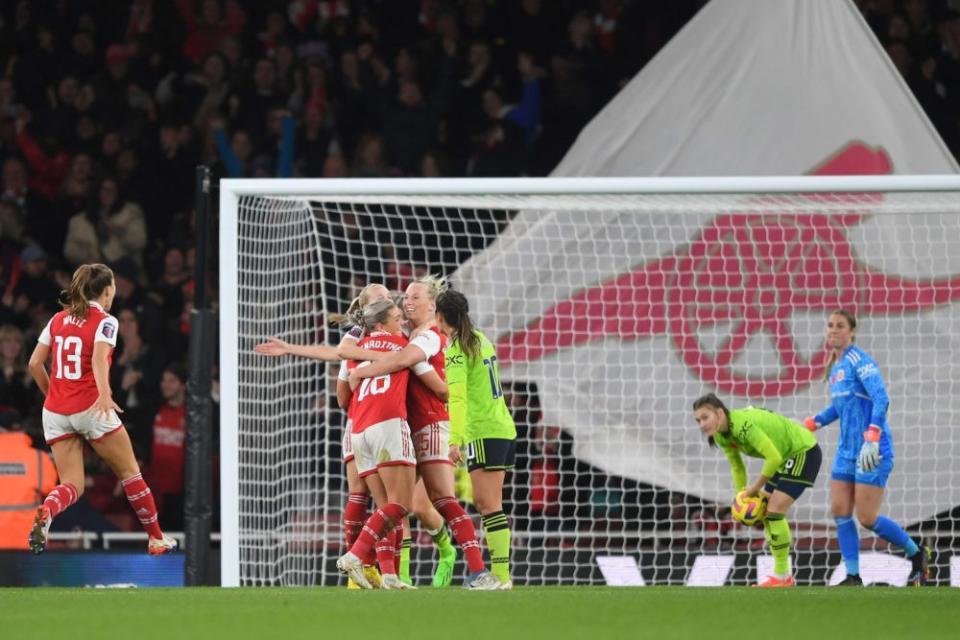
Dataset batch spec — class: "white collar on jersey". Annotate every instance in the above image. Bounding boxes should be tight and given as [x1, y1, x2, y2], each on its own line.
[88, 301, 106, 312]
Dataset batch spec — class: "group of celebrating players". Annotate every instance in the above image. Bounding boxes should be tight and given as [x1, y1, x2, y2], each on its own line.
[257, 277, 516, 590]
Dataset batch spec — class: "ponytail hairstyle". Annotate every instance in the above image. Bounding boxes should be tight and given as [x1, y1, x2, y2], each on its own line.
[59, 263, 114, 319]
[361, 299, 399, 333]
[692, 392, 731, 448]
[329, 283, 390, 327]
[823, 309, 857, 381]
[435, 288, 480, 360]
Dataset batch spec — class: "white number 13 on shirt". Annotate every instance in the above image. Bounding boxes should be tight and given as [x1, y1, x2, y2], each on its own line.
[54, 335, 83, 380]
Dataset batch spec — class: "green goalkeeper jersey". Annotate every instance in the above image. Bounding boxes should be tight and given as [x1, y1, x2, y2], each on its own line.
[445, 330, 517, 446]
[713, 407, 817, 491]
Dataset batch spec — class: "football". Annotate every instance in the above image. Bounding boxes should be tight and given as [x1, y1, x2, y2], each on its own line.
[731, 492, 767, 526]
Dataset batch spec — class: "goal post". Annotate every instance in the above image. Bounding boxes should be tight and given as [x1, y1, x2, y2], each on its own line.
[219, 175, 960, 587]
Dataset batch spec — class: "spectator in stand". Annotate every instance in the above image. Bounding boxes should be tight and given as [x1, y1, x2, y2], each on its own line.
[55, 154, 95, 235]
[14, 112, 71, 204]
[189, 53, 233, 130]
[146, 122, 196, 239]
[295, 101, 333, 177]
[8, 243, 60, 320]
[63, 177, 147, 269]
[335, 49, 382, 157]
[63, 30, 99, 80]
[211, 119, 251, 177]
[230, 58, 287, 139]
[147, 365, 187, 530]
[180, 0, 247, 64]
[288, 58, 330, 117]
[110, 307, 164, 459]
[155, 247, 192, 320]
[261, 107, 297, 176]
[322, 151, 349, 178]
[0, 205, 23, 305]
[351, 131, 394, 177]
[0, 325, 37, 417]
[45, 76, 82, 145]
[383, 79, 436, 175]
[99, 130, 123, 175]
[94, 44, 136, 129]
[3, 156, 56, 257]
[109, 257, 163, 345]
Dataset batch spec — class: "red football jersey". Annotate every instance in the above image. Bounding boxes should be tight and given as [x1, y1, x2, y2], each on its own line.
[406, 326, 449, 432]
[347, 332, 411, 434]
[149, 403, 186, 494]
[38, 302, 119, 415]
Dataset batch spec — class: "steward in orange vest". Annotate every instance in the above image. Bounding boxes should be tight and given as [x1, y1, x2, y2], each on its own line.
[0, 412, 57, 549]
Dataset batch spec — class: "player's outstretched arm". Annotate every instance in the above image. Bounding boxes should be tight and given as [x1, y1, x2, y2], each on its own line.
[28, 342, 50, 396]
[806, 405, 839, 431]
[255, 337, 340, 361]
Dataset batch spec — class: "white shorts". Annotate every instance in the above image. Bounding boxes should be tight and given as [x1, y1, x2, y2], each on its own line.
[351, 418, 416, 478]
[342, 420, 354, 463]
[412, 421, 453, 466]
[43, 407, 123, 445]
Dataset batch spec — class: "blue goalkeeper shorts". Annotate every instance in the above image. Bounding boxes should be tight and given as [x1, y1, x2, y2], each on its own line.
[831, 453, 893, 488]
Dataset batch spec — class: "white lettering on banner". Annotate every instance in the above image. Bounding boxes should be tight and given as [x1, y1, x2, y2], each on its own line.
[685, 555, 734, 587]
[595, 556, 645, 586]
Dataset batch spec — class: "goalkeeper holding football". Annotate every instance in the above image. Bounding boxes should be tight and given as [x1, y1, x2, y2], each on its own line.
[693, 393, 822, 587]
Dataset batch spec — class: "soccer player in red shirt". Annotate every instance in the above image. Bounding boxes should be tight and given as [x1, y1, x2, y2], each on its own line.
[336, 298, 447, 589]
[351, 276, 501, 589]
[256, 283, 395, 587]
[26, 263, 177, 555]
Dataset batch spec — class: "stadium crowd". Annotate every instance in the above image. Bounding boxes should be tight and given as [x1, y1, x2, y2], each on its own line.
[0, 0, 959, 541]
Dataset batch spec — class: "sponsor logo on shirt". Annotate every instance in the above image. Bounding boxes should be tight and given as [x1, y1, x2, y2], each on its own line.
[831, 370, 845, 385]
[446, 354, 463, 366]
[857, 363, 878, 379]
[102, 323, 115, 339]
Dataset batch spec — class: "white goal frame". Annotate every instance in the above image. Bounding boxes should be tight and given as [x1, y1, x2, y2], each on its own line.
[219, 175, 960, 587]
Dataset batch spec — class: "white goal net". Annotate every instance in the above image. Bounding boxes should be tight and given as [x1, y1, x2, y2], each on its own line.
[220, 177, 960, 587]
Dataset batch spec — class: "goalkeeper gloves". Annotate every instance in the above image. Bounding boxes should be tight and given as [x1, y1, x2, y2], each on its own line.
[803, 417, 819, 432]
[857, 425, 882, 472]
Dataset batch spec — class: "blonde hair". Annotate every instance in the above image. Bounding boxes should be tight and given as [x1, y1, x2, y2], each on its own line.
[329, 283, 388, 327]
[411, 274, 448, 301]
[361, 299, 398, 332]
[59, 263, 114, 319]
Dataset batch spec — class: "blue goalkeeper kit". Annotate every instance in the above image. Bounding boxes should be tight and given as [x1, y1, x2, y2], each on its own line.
[813, 344, 893, 486]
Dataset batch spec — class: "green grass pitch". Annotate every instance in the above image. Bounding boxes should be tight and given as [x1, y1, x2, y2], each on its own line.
[1, 586, 959, 640]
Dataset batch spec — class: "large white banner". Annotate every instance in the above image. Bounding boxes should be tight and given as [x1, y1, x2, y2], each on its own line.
[457, 0, 960, 524]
